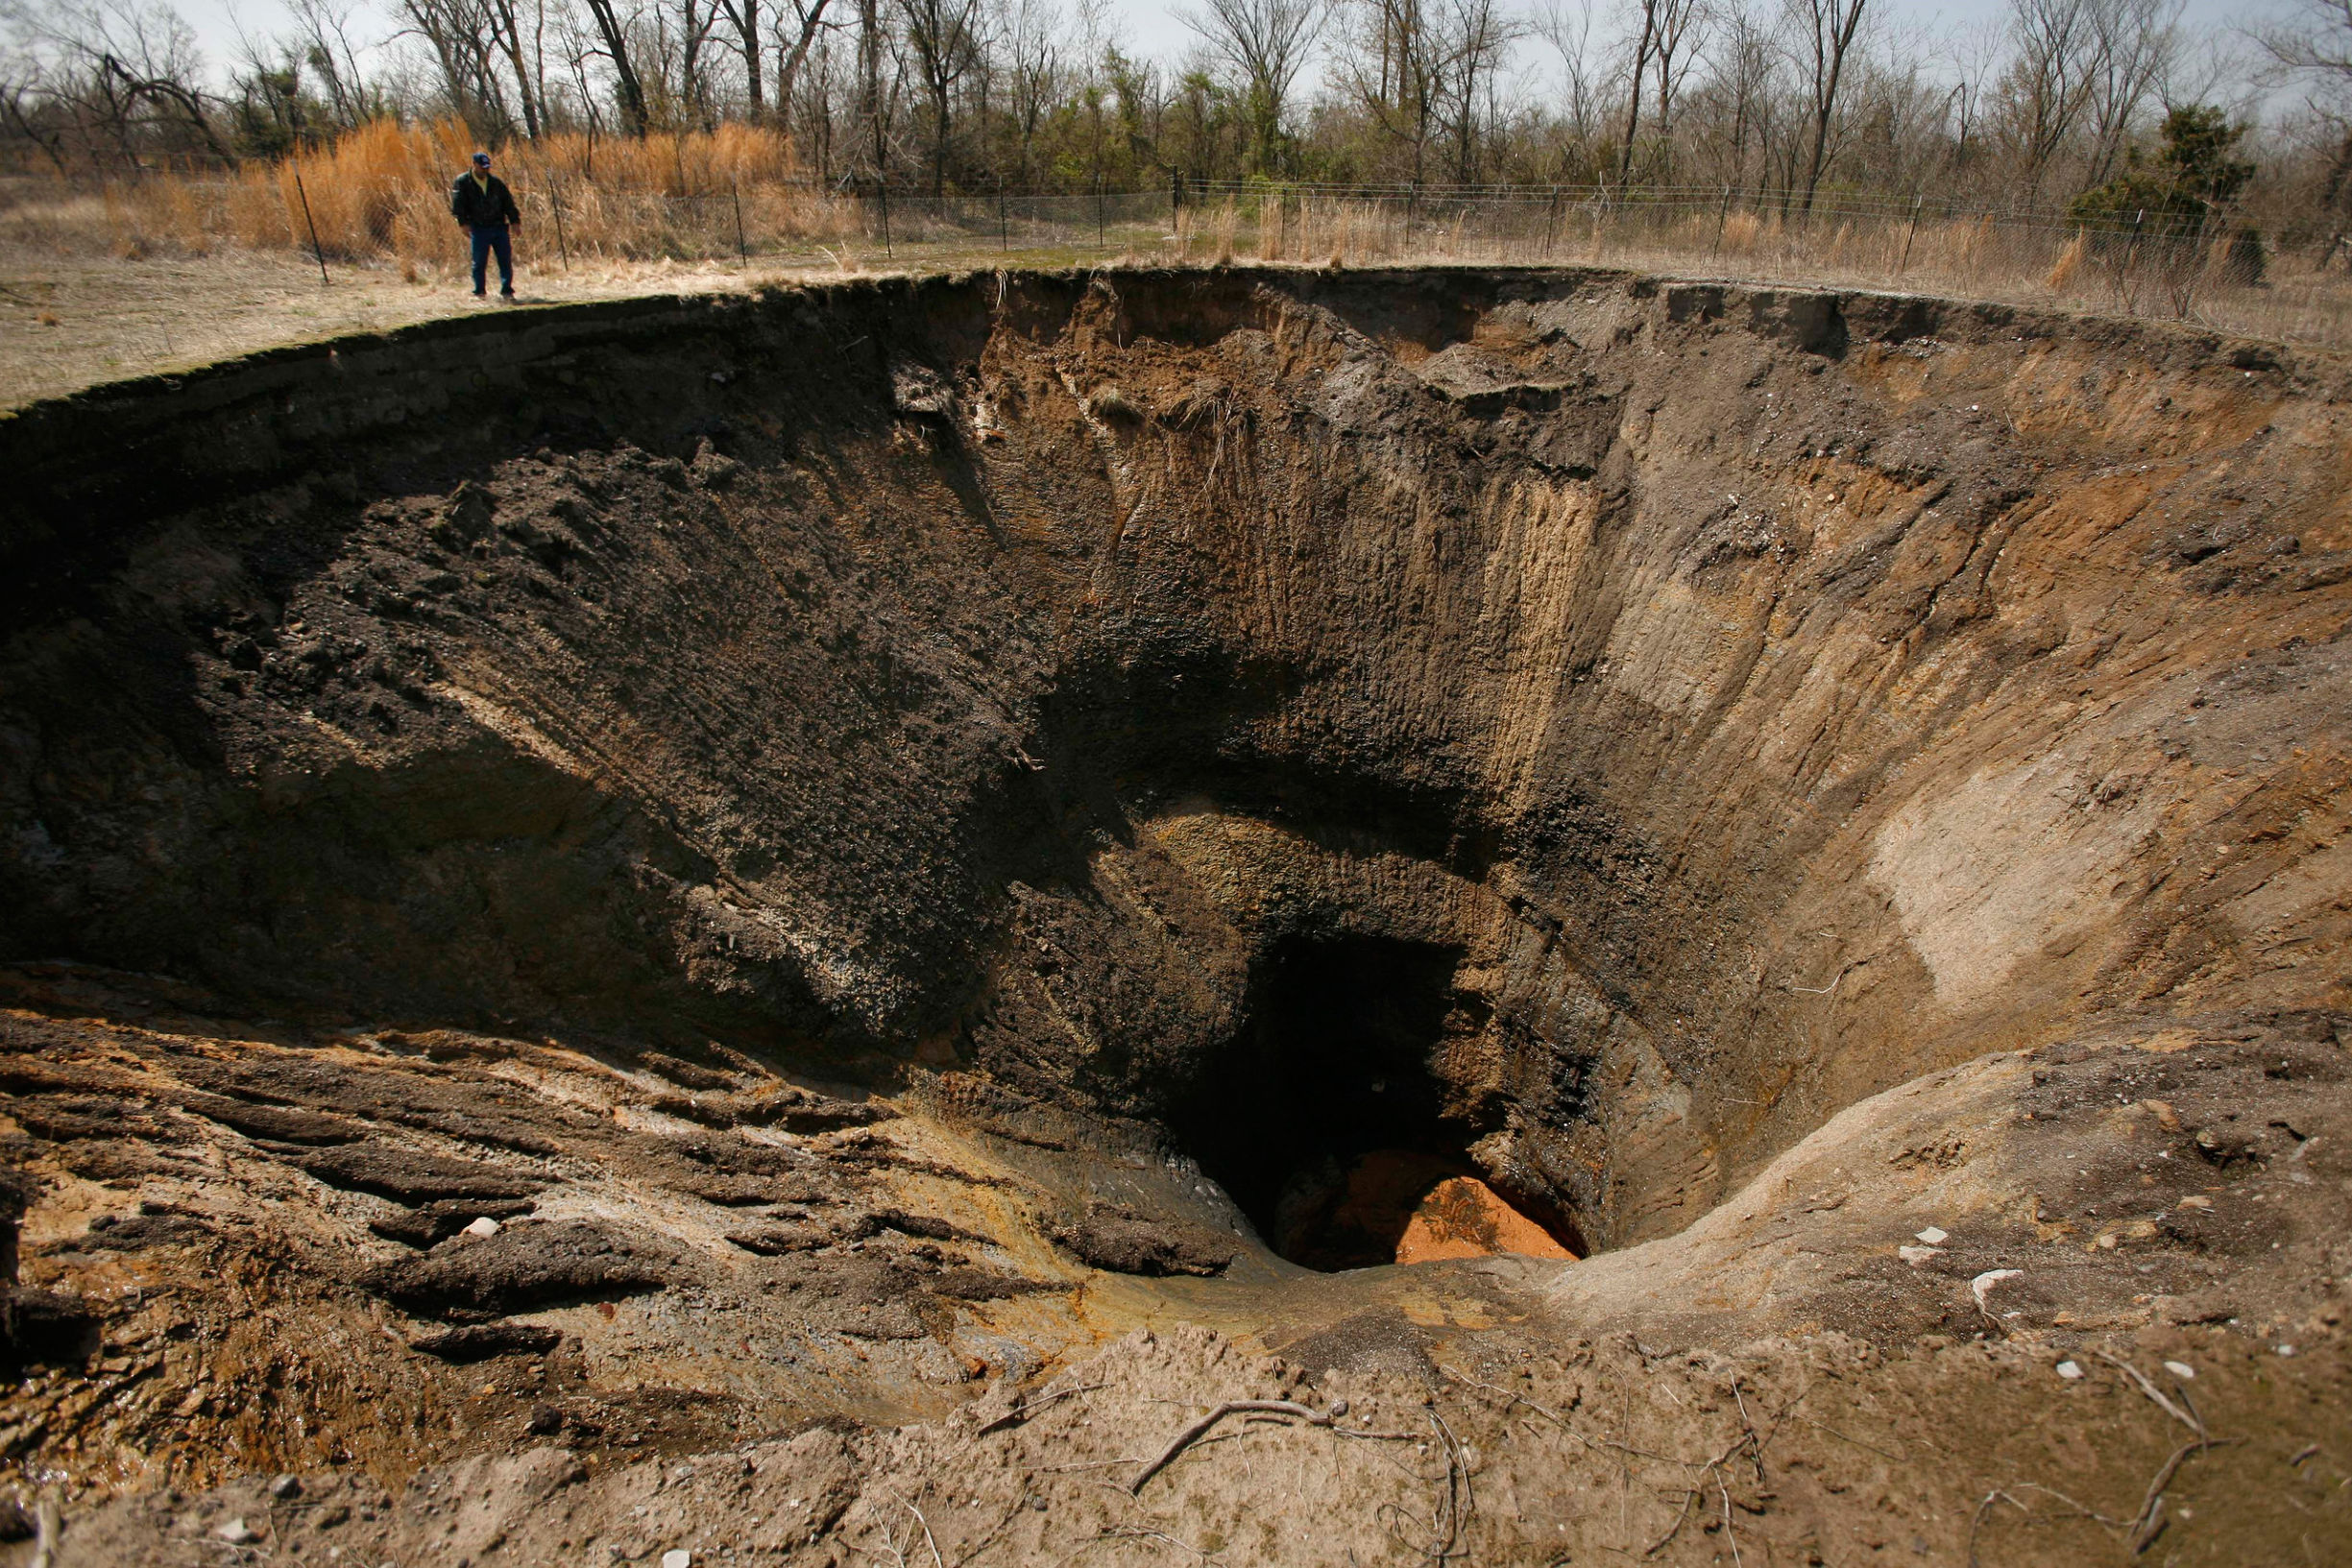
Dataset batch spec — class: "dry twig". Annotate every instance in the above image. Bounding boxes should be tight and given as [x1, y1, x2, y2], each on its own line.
[1128, 1399, 1335, 1494]
[2092, 1352, 2202, 1439]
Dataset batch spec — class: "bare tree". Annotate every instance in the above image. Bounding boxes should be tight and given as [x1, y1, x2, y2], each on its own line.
[1612, 0, 1662, 181]
[2, 0, 230, 164]
[581, 0, 652, 132]
[1005, 0, 1061, 184]
[1179, 0, 1323, 174]
[1433, 0, 1525, 181]
[1785, 0, 1865, 211]
[2256, 0, 2352, 221]
[1341, 0, 1442, 187]
[285, 0, 381, 128]
[771, 0, 834, 129]
[896, 0, 984, 191]
[1536, 0, 1607, 149]
[1643, 0, 1709, 179]
[2080, 0, 2180, 185]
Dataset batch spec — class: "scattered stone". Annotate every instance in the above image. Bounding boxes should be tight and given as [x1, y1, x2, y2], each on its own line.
[464, 1216, 502, 1238]
[370, 1197, 539, 1248]
[408, 1322, 567, 1363]
[1897, 1244, 1942, 1266]
[216, 1517, 256, 1544]
[1915, 1226, 1949, 1246]
[2163, 1362, 2195, 1380]
[268, 1474, 302, 1500]
[2055, 1362, 2084, 1380]
[1970, 1268, 2023, 1312]
[662, 1550, 692, 1568]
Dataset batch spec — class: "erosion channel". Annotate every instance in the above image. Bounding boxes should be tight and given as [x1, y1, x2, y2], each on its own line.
[1, 267, 2348, 1565]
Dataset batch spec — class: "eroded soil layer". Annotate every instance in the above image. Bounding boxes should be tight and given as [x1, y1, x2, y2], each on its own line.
[1, 267, 2348, 1563]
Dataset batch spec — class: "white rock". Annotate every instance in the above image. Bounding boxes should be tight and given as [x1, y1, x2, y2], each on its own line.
[464, 1217, 501, 1238]
[2163, 1361, 2195, 1381]
[1915, 1227, 1949, 1246]
[1897, 1244, 1942, 1266]
[1970, 1268, 2023, 1310]
[216, 1517, 257, 1544]
[663, 1551, 692, 1568]
[2055, 1361, 2083, 1380]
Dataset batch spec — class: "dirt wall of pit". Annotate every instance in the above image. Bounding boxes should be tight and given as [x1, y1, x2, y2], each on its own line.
[4, 267, 2347, 1251]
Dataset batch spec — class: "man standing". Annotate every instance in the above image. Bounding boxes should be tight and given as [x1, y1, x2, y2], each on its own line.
[449, 150, 521, 300]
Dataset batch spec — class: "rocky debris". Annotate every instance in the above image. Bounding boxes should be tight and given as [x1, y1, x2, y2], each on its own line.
[646, 1084, 898, 1133]
[1052, 1204, 1235, 1278]
[174, 1094, 366, 1146]
[407, 1322, 567, 1363]
[291, 1143, 547, 1204]
[724, 1221, 834, 1256]
[369, 1196, 540, 1248]
[638, 1051, 739, 1092]
[71, 1206, 212, 1252]
[361, 1218, 678, 1321]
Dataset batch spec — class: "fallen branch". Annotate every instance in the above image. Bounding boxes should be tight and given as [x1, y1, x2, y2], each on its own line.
[2129, 1437, 2240, 1553]
[2092, 1352, 2202, 1439]
[1128, 1399, 1333, 1494]
[1965, 1489, 2025, 1568]
[28, 1501, 58, 1568]
[972, 1381, 1108, 1438]
[1640, 1484, 1698, 1556]
[889, 1494, 945, 1568]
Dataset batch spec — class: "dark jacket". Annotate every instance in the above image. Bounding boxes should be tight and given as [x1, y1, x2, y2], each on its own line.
[449, 171, 521, 229]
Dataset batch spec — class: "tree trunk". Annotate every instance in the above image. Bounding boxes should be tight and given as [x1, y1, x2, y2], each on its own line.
[583, 0, 650, 133]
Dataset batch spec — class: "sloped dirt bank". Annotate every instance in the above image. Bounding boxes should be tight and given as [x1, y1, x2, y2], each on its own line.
[2, 266, 2349, 1561]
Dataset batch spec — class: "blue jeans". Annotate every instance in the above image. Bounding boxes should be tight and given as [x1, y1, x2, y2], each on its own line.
[470, 225, 513, 293]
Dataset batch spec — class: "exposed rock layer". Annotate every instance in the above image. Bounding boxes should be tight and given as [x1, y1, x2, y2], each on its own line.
[5, 267, 2345, 1255]
[1, 266, 2348, 1562]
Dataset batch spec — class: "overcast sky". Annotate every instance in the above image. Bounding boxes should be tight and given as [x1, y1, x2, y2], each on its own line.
[160, 0, 2280, 114]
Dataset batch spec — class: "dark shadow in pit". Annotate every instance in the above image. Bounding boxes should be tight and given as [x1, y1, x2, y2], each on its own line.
[1172, 933, 1580, 1271]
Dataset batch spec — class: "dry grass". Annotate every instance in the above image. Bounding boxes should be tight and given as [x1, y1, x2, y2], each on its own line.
[2, 119, 857, 268]
[5, 138, 2349, 354]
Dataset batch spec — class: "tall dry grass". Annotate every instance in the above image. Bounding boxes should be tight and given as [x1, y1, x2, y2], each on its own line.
[2, 136, 2344, 350]
[6, 118, 856, 268]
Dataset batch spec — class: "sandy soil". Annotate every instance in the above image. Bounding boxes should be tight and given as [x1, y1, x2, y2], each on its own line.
[0, 248, 838, 409]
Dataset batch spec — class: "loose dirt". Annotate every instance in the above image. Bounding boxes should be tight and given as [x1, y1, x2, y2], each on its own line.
[0, 265, 2346, 1564]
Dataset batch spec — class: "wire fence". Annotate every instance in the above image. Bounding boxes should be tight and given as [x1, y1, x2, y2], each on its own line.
[9, 170, 2349, 350]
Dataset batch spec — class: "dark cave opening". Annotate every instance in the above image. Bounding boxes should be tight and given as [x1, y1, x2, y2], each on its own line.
[1175, 933, 1579, 1271]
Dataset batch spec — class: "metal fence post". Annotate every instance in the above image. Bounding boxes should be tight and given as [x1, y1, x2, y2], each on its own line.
[292, 169, 328, 285]
[1898, 194, 1923, 274]
[880, 177, 892, 259]
[1712, 182, 1732, 257]
[550, 182, 570, 267]
[731, 177, 746, 261]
